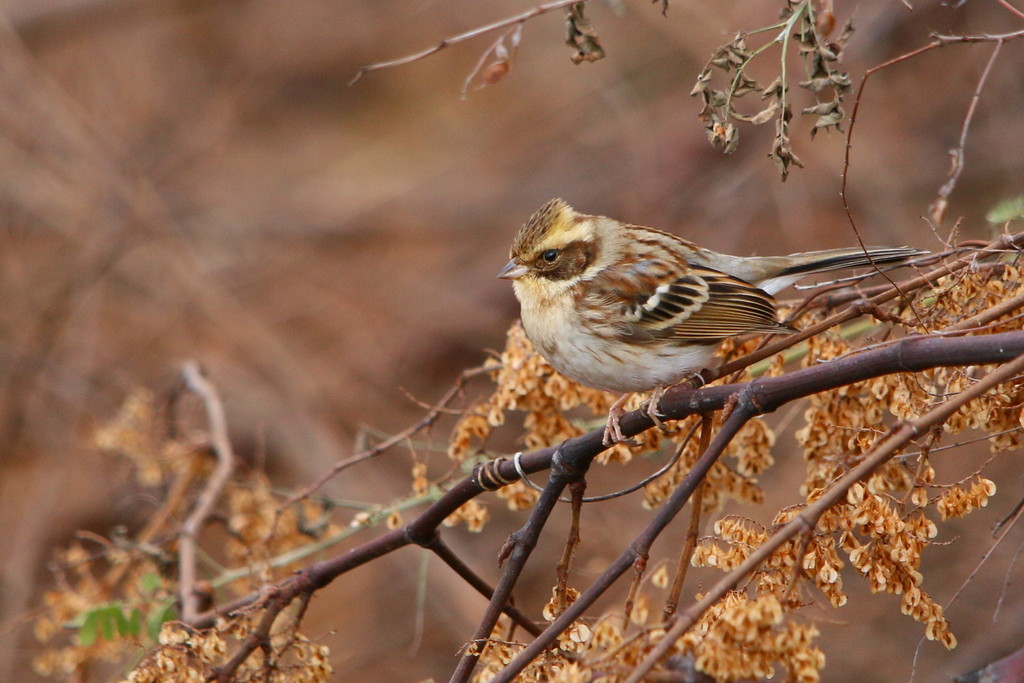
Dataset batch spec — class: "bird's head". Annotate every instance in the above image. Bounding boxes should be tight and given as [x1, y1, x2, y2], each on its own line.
[498, 198, 602, 283]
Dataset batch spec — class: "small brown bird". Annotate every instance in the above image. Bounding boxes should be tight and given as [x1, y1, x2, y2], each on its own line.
[498, 198, 923, 445]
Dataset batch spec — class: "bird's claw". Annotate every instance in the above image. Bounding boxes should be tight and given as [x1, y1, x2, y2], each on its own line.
[602, 395, 639, 446]
[641, 387, 677, 436]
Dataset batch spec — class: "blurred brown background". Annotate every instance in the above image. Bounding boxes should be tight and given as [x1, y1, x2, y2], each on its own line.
[1, 0, 1023, 680]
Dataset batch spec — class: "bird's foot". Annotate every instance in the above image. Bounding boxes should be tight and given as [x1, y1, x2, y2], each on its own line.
[602, 394, 639, 447]
[641, 386, 678, 435]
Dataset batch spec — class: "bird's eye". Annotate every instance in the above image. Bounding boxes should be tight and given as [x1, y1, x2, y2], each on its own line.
[541, 249, 559, 263]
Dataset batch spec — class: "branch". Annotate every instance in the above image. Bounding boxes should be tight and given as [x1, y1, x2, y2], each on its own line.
[841, 29, 1024, 241]
[191, 329, 1024, 641]
[929, 38, 1003, 225]
[348, 0, 585, 85]
[625, 351, 1024, 683]
[488, 402, 755, 683]
[178, 361, 236, 624]
[714, 232, 1024, 379]
[273, 365, 489, 518]
[449, 447, 587, 683]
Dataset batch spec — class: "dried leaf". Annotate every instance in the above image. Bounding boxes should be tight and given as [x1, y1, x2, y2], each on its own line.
[732, 99, 780, 125]
[706, 118, 740, 154]
[761, 77, 785, 99]
[800, 76, 833, 93]
[770, 107, 803, 179]
[565, 3, 605, 64]
[691, 70, 712, 96]
[461, 24, 523, 99]
[732, 72, 761, 98]
[803, 97, 844, 137]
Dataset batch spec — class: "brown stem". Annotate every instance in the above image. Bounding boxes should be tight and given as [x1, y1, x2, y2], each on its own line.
[554, 480, 586, 615]
[662, 414, 712, 621]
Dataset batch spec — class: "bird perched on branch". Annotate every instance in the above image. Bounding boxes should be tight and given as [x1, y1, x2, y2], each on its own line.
[498, 198, 924, 445]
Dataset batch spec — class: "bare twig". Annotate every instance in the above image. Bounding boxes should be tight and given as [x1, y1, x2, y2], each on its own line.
[929, 39, 1004, 225]
[714, 232, 1024, 379]
[349, 0, 585, 85]
[211, 586, 291, 683]
[995, 0, 1024, 20]
[554, 480, 586, 615]
[941, 284, 1024, 332]
[179, 361, 236, 624]
[274, 365, 489, 519]
[841, 29, 1024, 245]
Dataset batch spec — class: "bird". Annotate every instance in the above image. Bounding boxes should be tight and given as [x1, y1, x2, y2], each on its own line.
[498, 198, 924, 446]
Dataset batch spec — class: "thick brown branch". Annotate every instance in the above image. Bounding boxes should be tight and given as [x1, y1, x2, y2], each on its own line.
[449, 447, 589, 683]
[488, 399, 757, 683]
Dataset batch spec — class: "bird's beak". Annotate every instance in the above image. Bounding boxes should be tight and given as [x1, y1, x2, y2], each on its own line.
[497, 259, 528, 280]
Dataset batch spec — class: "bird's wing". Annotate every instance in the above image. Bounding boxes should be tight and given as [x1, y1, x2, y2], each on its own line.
[589, 262, 795, 342]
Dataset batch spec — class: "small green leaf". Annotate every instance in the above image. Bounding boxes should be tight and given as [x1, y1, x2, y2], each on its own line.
[98, 607, 116, 642]
[147, 602, 177, 643]
[140, 573, 162, 595]
[986, 196, 1024, 224]
[126, 608, 143, 637]
[79, 611, 98, 646]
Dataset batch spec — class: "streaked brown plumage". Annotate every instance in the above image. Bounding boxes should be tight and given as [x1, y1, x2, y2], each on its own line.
[499, 198, 924, 444]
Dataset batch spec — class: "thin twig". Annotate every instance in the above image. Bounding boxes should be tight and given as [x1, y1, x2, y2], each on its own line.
[179, 361, 237, 624]
[662, 414, 711, 620]
[554, 480, 586, 615]
[942, 287, 1024, 332]
[211, 587, 290, 683]
[349, 0, 585, 85]
[843, 29, 1024, 234]
[425, 537, 544, 637]
[274, 365, 489, 519]
[714, 232, 1024, 379]
[995, 0, 1024, 20]
[929, 39, 1003, 225]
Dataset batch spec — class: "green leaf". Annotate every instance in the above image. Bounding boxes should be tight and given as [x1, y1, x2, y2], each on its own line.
[79, 611, 98, 646]
[986, 196, 1024, 224]
[147, 602, 177, 643]
[127, 608, 143, 637]
[98, 607, 116, 642]
[140, 573, 162, 595]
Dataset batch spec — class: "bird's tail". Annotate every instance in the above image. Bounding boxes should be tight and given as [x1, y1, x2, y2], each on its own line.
[759, 246, 927, 294]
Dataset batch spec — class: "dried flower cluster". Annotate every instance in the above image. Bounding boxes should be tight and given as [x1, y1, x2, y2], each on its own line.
[472, 583, 825, 683]
[124, 618, 331, 683]
[33, 390, 338, 681]
[693, 0, 854, 178]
